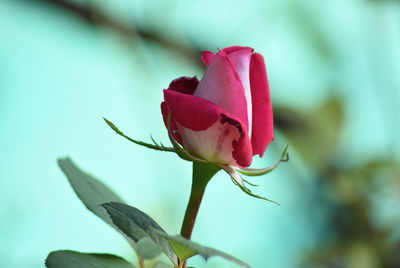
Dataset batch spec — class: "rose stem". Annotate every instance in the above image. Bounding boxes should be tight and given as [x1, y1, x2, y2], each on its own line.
[179, 162, 219, 267]
[138, 257, 145, 268]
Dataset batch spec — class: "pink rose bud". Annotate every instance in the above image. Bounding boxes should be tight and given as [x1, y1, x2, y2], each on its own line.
[161, 46, 274, 168]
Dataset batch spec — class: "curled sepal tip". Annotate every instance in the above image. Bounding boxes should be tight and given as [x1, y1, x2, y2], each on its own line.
[236, 145, 289, 177]
[103, 118, 175, 152]
[221, 166, 280, 206]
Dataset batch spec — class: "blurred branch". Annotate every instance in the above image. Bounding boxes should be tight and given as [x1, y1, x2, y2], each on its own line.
[25, 0, 204, 68]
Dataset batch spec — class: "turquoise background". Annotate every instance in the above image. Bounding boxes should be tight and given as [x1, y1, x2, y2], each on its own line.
[1, 0, 399, 267]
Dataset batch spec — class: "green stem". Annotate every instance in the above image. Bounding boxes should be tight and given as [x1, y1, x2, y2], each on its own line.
[179, 162, 219, 267]
[138, 257, 145, 268]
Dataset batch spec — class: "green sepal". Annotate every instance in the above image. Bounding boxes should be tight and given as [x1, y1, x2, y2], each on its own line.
[222, 166, 280, 205]
[104, 118, 175, 152]
[45, 250, 136, 268]
[242, 178, 259, 187]
[152, 229, 250, 268]
[236, 145, 289, 177]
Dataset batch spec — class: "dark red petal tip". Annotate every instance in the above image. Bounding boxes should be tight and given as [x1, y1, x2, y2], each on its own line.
[201, 51, 215, 66]
[167, 76, 199, 95]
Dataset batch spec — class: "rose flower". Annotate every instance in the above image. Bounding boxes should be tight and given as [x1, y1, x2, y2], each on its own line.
[161, 46, 273, 168]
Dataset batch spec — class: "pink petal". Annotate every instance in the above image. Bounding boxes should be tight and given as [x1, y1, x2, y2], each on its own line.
[201, 51, 215, 66]
[201, 46, 254, 66]
[163, 90, 253, 167]
[249, 53, 274, 157]
[167, 76, 199, 95]
[164, 90, 220, 131]
[225, 47, 254, 136]
[177, 118, 242, 166]
[161, 102, 182, 144]
[220, 114, 253, 167]
[222, 46, 254, 55]
[194, 51, 249, 131]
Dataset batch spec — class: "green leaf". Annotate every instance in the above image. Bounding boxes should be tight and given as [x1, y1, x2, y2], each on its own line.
[137, 237, 162, 260]
[237, 145, 289, 176]
[104, 118, 175, 152]
[45, 250, 136, 268]
[58, 158, 125, 228]
[153, 230, 250, 268]
[58, 158, 161, 259]
[102, 202, 178, 266]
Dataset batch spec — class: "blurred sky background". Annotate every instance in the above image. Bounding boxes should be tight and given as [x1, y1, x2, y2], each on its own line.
[1, 0, 399, 267]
